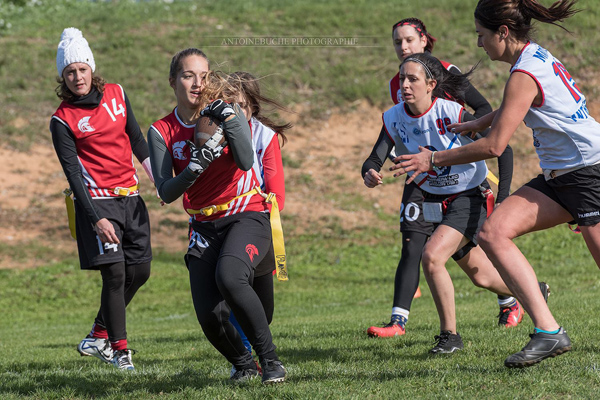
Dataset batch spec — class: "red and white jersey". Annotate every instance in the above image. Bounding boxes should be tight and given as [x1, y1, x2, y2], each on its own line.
[51, 83, 139, 198]
[389, 59, 459, 105]
[150, 109, 266, 220]
[383, 98, 488, 195]
[511, 42, 600, 170]
[250, 118, 285, 211]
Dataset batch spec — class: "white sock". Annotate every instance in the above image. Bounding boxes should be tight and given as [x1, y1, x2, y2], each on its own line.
[497, 296, 517, 307]
[391, 307, 410, 320]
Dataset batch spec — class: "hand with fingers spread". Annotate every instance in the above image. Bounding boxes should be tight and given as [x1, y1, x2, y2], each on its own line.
[200, 99, 236, 122]
[186, 139, 225, 176]
[363, 169, 384, 188]
[95, 218, 120, 244]
[390, 146, 434, 185]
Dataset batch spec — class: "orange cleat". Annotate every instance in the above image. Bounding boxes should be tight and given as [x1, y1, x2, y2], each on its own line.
[498, 300, 523, 328]
[413, 287, 422, 298]
[367, 317, 406, 338]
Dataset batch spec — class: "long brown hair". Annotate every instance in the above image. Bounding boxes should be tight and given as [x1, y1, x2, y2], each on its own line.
[227, 72, 291, 145]
[55, 75, 106, 102]
[475, 0, 580, 42]
[198, 71, 291, 145]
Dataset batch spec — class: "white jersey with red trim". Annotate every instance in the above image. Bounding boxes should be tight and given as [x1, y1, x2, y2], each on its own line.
[150, 109, 266, 220]
[383, 98, 488, 195]
[51, 83, 139, 198]
[511, 42, 600, 170]
[389, 59, 458, 105]
[250, 117, 285, 211]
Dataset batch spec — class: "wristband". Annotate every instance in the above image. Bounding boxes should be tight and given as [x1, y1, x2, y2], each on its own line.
[431, 151, 437, 169]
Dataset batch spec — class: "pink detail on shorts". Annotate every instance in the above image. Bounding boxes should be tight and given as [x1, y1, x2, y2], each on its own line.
[246, 244, 259, 262]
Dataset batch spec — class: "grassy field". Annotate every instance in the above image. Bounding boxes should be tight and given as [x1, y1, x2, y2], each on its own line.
[3, 0, 600, 398]
[2, 226, 600, 399]
[2, 0, 600, 149]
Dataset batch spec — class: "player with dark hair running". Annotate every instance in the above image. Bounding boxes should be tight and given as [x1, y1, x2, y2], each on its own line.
[225, 71, 291, 377]
[365, 17, 538, 340]
[396, 0, 600, 367]
[364, 52, 523, 353]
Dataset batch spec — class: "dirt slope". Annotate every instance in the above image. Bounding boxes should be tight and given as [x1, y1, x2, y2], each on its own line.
[0, 101, 562, 269]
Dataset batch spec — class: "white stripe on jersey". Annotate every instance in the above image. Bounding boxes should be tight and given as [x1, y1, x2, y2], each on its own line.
[250, 118, 277, 191]
[226, 169, 256, 216]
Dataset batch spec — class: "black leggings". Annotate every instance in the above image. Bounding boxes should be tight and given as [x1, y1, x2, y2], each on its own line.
[253, 273, 275, 325]
[392, 231, 428, 311]
[94, 261, 151, 342]
[188, 254, 276, 369]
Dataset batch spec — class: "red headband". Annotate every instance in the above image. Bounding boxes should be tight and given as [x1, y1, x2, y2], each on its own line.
[393, 21, 426, 37]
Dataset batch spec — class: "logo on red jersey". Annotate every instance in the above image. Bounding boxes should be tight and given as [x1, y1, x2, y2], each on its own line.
[77, 116, 95, 133]
[173, 141, 188, 160]
[245, 244, 259, 262]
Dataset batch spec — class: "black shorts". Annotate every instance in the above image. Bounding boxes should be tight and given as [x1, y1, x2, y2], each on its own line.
[186, 211, 272, 274]
[525, 164, 600, 226]
[424, 184, 489, 246]
[400, 181, 435, 235]
[75, 196, 152, 270]
[401, 181, 476, 260]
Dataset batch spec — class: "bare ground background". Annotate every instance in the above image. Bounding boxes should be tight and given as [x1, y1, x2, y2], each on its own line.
[0, 100, 589, 269]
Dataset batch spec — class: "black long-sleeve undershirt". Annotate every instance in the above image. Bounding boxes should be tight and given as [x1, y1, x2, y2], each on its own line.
[446, 65, 493, 119]
[51, 87, 149, 224]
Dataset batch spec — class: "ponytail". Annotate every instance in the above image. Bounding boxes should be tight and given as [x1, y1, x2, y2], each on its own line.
[475, 0, 580, 42]
[401, 53, 474, 102]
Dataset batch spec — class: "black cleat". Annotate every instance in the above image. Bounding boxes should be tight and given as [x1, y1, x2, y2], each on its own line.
[504, 327, 571, 368]
[260, 358, 286, 384]
[429, 331, 464, 354]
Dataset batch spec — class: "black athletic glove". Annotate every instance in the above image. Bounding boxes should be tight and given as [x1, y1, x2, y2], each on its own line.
[186, 140, 225, 176]
[200, 99, 235, 122]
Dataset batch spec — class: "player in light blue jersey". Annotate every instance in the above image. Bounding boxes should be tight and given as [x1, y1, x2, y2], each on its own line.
[394, 0, 599, 368]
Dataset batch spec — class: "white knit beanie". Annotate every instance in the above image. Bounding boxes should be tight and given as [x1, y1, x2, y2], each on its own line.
[56, 27, 96, 77]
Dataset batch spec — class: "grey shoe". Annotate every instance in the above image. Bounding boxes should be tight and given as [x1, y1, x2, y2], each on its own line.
[505, 327, 571, 368]
[430, 331, 464, 354]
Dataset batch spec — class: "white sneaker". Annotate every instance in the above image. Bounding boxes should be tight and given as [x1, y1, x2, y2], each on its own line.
[111, 349, 135, 370]
[77, 335, 113, 363]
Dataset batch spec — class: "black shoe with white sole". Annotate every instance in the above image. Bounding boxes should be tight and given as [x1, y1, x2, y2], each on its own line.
[261, 358, 286, 384]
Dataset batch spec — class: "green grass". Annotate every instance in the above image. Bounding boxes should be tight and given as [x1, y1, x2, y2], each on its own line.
[2, 0, 600, 149]
[2, 226, 600, 399]
[3, 0, 600, 398]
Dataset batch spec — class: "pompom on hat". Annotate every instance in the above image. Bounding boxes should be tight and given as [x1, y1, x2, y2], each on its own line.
[56, 27, 95, 76]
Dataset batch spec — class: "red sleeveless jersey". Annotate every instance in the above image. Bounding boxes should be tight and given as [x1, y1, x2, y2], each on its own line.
[150, 109, 267, 221]
[389, 59, 463, 105]
[51, 84, 139, 198]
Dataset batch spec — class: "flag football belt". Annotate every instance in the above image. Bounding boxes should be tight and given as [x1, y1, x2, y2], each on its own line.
[61, 184, 140, 240]
[424, 184, 495, 218]
[187, 187, 288, 281]
[110, 184, 139, 196]
[63, 188, 77, 240]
